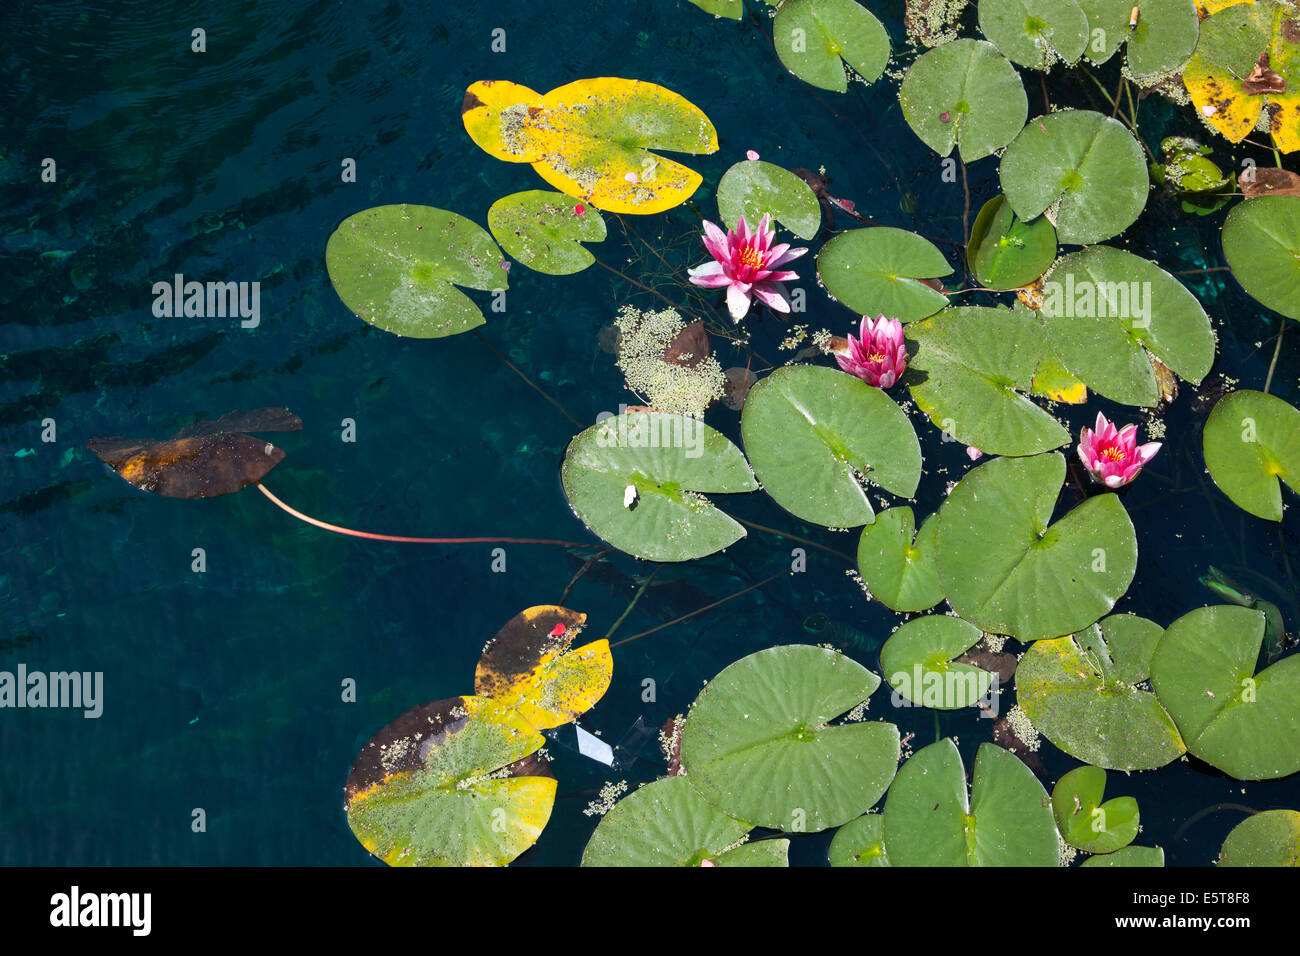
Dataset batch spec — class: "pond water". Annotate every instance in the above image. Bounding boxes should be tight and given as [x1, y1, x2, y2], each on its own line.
[2, 0, 1297, 865]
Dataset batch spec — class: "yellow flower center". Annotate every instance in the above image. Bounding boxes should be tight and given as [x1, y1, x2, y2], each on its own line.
[1102, 446, 1126, 463]
[867, 351, 887, 363]
[737, 246, 764, 269]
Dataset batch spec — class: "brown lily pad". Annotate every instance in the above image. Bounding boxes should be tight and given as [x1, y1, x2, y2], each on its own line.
[171, 407, 303, 439]
[662, 320, 711, 369]
[1241, 165, 1300, 199]
[87, 432, 287, 499]
[722, 367, 758, 410]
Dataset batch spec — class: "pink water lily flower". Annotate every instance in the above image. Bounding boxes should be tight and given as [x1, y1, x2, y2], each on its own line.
[688, 213, 806, 322]
[1077, 412, 1161, 488]
[834, 315, 907, 388]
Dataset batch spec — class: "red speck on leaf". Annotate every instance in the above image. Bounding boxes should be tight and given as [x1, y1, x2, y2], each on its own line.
[574, 203, 586, 215]
[549, 623, 567, 637]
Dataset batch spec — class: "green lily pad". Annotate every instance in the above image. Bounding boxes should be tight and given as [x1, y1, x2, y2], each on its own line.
[967, 195, 1058, 289]
[1204, 390, 1300, 521]
[882, 739, 1060, 866]
[325, 204, 508, 338]
[999, 110, 1148, 245]
[879, 615, 996, 709]
[1222, 196, 1300, 321]
[1218, 810, 1300, 866]
[741, 365, 923, 528]
[1078, 0, 1200, 80]
[936, 453, 1137, 640]
[1080, 845, 1165, 866]
[1040, 246, 1216, 406]
[1151, 604, 1300, 780]
[979, 0, 1090, 69]
[560, 411, 758, 562]
[486, 190, 606, 275]
[679, 645, 898, 832]
[906, 305, 1071, 457]
[856, 506, 944, 613]
[817, 227, 953, 322]
[1017, 614, 1185, 770]
[580, 776, 785, 867]
[773, 0, 891, 92]
[828, 814, 890, 866]
[716, 159, 821, 240]
[685, 0, 744, 17]
[1051, 766, 1140, 853]
[713, 839, 791, 866]
[344, 697, 555, 867]
[899, 39, 1029, 162]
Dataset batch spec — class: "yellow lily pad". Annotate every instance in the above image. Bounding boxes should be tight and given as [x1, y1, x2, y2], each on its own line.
[462, 77, 718, 214]
[1184, 0, 1300, 152]
[475, 605, 613, 730]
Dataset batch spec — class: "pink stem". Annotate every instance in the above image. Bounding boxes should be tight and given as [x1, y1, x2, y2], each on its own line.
[256, 482, 598, 548]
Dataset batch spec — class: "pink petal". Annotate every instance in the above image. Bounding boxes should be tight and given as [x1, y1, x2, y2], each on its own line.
[752, 282, 790, 312]
[726, 283, 753, 321]
[746, 149, 760, 161]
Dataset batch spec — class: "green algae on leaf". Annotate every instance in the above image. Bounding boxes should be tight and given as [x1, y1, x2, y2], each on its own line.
[773, 0, 891, 92]
[817, 227, 952, 322]
[487, 190, 606, 275]
[344, 696, 555, 867]
[462, 78, 718, 214]
[882, 738, 1059, 866]
[473, 605, 611, 731]
[1151, 604, 1300, 780]
[879, 615, 995, 709]
[899, 39, 1028, 162]
[741, 365, 923, 528]
[679, 645, 898, 832]
[581, 776, 788, 867]
[1017, 614, 1186, 770]
[935, 453, 1137, 641]
[856, 506, 945, 613]
[716, 159, 821, 240]
[561, 411, 758, 562]
[1203, 390, 1300, 521]
[325, 204, 507, 338]
[999, 110, 1148, 245]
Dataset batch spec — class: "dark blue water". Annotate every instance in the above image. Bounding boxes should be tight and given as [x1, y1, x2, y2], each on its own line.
[2, 0, 1297, 865]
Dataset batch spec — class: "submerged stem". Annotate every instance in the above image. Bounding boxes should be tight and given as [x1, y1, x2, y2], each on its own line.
[256, 482, 599, 548]
[1264, 319, 1286, 394]
[604, 566, 662, 640]
[610, 569, 788, 648]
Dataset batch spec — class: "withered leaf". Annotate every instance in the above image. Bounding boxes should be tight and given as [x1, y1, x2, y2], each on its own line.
[662, 319, 710, 369]
[88, 432, 287, 499]
[1240, 165, 1300, 199]
[1242, 53, 1286, 96]
[171, 407, 303, 439]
